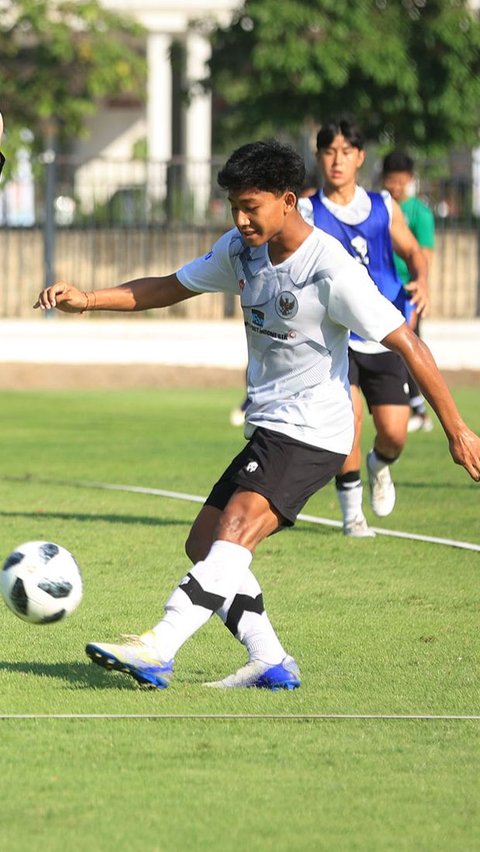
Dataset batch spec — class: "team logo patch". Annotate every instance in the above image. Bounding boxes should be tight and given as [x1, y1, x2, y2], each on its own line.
[275, 291, 298, 319]
[251, 308, 265, 327]
[245, 461, 259, 473]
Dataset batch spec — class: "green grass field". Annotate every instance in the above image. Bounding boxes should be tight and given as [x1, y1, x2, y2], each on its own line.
[0, 385, 479, 851]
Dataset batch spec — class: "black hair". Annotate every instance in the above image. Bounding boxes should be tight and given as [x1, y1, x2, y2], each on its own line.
[316, 117, 365, 152]
[217, 140, 306, 199]
[382, 150, 415, 175]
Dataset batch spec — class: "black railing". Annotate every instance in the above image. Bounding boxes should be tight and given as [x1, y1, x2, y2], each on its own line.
[0, 153, 479, 319]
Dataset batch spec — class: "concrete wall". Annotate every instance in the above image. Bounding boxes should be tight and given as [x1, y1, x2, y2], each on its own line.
[1, 226, 478, 320]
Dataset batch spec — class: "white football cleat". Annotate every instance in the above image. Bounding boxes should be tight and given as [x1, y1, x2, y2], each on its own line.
[85, 635, 173, 689]
[204, 655, 301, 690]
[367, 451, 396, 517]
[343, 515, 376, 538]
[408, 413, 434, 433]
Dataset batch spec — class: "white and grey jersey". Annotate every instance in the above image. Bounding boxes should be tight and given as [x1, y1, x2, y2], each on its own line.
[176, 227, 404, 454]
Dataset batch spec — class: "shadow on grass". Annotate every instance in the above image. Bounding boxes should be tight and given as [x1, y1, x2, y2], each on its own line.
[289, 524, 336, 538]
[395, 479, 476, 491]
[0, 659, 140, 690]
[0, 659, 206, 689]
[0, 510, 190, 528]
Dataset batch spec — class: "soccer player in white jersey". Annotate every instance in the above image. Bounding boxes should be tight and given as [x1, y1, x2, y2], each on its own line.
[299, 118, 429, 537]
[35, 141, 480, 690]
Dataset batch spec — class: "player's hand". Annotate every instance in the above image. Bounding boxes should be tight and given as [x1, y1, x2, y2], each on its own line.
[33, 282, 88, 313]
[449, 428, 480, 482]
[405, 278, 429, 317]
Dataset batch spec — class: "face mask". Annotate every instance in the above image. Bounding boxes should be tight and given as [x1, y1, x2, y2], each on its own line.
[405, 178, 417, 198]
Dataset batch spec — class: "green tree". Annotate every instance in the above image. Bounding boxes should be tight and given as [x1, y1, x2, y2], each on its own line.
[0, 0, 146, 153]
[205, 0, 480, 154]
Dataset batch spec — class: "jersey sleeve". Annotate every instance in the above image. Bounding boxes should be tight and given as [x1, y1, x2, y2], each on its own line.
[176, 229, 239, 294]
[328, 259, 405, 342]
[297, 197, 314, 226]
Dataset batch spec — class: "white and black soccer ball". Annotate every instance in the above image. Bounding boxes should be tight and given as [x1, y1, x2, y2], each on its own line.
[0, 541, 83, 624]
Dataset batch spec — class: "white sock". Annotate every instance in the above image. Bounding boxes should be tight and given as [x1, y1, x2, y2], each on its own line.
[410, 394, 426, 413]
[217, 567, 287, 664]
[368, 449, 393, 473]
[336, 479, 365, 525]
[145, 540, 252, 662]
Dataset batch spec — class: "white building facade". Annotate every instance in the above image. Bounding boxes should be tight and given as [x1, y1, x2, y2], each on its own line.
[74, 0, 239, 218]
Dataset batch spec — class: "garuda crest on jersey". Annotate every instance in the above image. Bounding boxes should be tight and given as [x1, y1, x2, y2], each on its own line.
[275, 291, 299, 319]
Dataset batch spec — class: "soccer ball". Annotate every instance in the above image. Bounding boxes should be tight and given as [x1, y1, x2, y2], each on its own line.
[0, 541, 83, 624]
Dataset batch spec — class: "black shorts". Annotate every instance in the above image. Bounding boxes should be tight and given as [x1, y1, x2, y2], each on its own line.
[205, 427, 346, 526]
[348, 348, 410, 411]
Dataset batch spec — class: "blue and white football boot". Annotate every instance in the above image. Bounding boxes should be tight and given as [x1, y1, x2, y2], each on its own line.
[204, 655, 301, 690]
[86, 635, 173, 689]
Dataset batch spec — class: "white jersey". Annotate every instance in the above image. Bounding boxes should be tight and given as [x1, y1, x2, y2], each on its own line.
[298, 187, 395, 355]
[176, 226, 404, 454]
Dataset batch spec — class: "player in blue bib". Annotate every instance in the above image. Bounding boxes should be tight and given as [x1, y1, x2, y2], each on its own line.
[308, 191, 410, 322]
[299, 118, 429, 537]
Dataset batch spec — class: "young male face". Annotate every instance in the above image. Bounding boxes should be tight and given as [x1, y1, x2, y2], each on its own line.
[316, 133, 365, 192]
[228, 188, 297, 246]
[382, 170, 413, 203]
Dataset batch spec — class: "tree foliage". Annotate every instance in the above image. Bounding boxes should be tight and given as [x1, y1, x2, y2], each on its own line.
[0, 0, 146, 152]
[205, 0, 480, 154]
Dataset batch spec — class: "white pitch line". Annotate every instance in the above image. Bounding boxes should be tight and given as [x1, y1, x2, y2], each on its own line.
[87, 481, 206, 505]
[75, 478, 480, 553]
[5, 475, 480, 552]
[0, 713, 479, 721]
[297, 512, 480, 552]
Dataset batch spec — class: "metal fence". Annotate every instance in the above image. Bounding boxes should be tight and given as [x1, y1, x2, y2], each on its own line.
[0, 153, 479, 320]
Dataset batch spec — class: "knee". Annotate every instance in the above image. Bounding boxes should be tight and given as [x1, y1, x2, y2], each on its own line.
[375, 431, 405, 459]
[375, 419, 408, 457]
[384, 428, 406, 455]
[391, 438, 406, 457]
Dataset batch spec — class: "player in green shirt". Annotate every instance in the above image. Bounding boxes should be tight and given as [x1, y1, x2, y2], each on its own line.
[382, 151, 435, 432]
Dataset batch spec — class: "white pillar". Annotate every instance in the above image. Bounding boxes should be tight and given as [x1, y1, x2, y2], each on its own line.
[147, 32, 172, 201]
[185, 31, 212, 220]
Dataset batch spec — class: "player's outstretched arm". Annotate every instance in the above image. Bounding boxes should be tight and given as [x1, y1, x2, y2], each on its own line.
[382, 323, 480, 482]
[33, 274, 196, 314]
